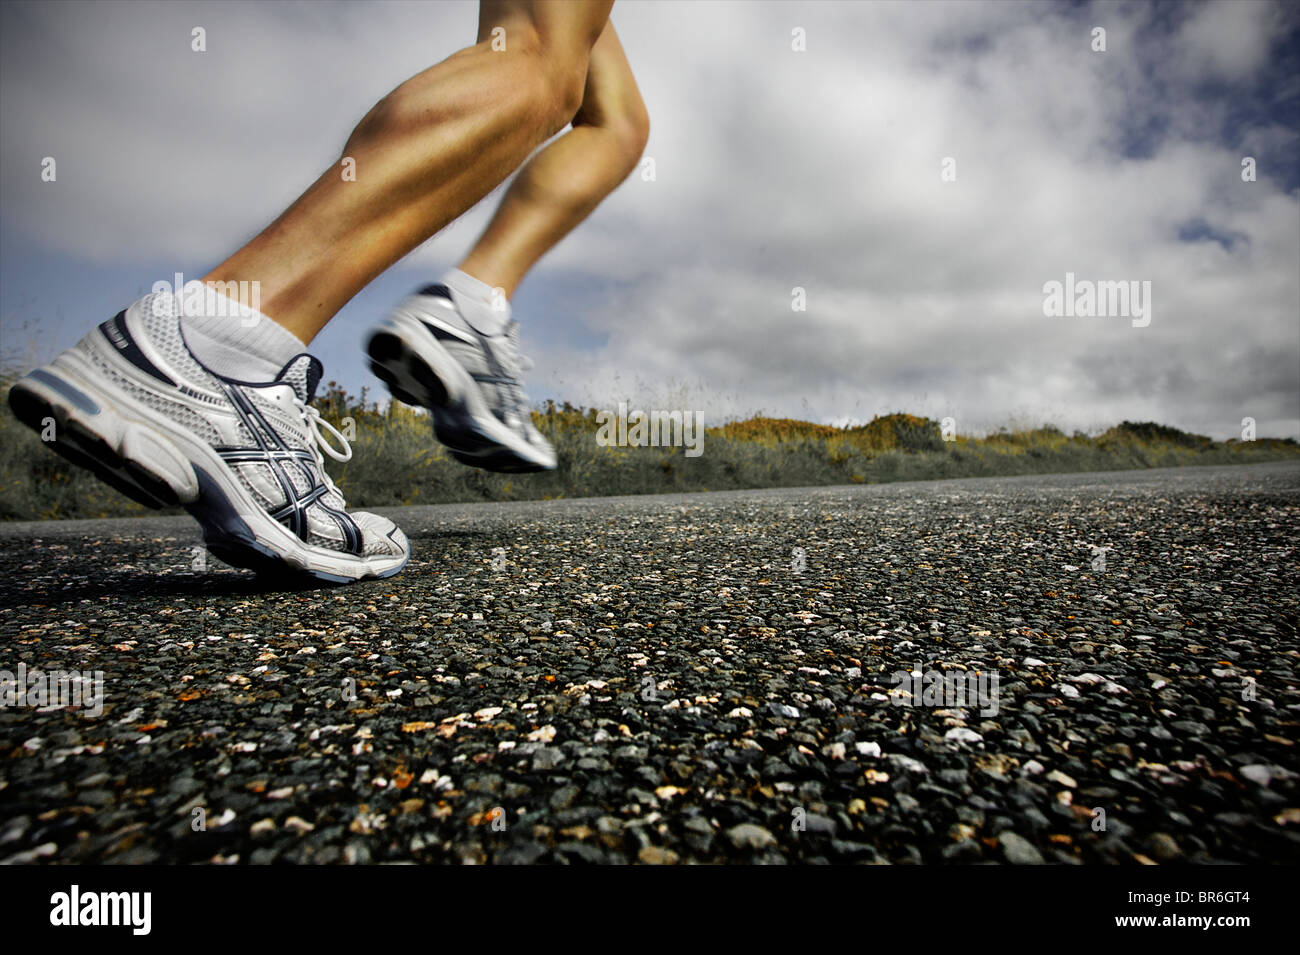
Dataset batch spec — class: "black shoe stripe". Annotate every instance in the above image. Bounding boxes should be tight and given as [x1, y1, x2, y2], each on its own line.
[421, 321, 472, 345]
[98, 310, 177, 387]
[218, 383, 364, 555]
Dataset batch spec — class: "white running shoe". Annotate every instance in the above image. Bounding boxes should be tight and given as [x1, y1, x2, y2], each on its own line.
[365, 284, 557, 473]
[7, 291, 409, 583]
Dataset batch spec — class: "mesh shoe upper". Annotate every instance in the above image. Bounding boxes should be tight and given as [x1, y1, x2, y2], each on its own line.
[86, 291, 404, 560]
[415, 285, 552, 454]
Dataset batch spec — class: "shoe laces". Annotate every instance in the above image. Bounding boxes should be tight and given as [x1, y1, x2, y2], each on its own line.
[497, 321, 534, 377]
[296, 397, 353, 499]
[490, 321, 536, 420]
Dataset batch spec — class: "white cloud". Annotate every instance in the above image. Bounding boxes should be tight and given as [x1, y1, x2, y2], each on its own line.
[1, 0, 1296, 439]
[1174, 0, 1277, 84]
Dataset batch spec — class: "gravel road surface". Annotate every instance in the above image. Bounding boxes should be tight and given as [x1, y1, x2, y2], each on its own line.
[2, 462, 1297, 864]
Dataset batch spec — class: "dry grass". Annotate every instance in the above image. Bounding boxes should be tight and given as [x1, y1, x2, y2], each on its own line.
[1, 378, 1296, 521]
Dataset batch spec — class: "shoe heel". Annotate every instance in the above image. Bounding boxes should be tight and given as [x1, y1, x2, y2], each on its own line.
[8, 369, 200, 508]
[366, 327, 457, 409]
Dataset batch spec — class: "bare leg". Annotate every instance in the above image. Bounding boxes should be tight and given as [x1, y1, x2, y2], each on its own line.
[201, 0, 614, 343]
[458, 21, 649, 299]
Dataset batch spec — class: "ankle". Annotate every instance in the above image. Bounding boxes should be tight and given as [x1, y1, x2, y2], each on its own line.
[444, 267, 512, 334]
[179, 285, 307, 382]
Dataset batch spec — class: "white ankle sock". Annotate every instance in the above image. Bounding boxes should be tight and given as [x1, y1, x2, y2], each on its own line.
[178, 287, 306, 382]
[442, 268, 511, 335]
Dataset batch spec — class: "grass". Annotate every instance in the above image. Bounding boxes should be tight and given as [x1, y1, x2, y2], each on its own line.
[1, 375, 1296, 521]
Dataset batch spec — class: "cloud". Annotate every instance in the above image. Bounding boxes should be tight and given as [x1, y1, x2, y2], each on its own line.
[0, 0, 479, 263]
[1173, 0, 1278, 84]
[2, 0, 1297, 439]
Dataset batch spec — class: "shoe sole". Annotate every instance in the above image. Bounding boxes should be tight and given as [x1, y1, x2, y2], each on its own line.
[8, 359, 407, 584]
[366, 312, 555, 474]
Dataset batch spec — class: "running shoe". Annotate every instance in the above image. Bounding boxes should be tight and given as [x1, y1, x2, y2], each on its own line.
[7, 292, 409, 583]
[365, 284, 557, 473]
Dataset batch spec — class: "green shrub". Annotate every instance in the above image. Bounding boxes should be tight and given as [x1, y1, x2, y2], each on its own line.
[1, 375, 1296, 521]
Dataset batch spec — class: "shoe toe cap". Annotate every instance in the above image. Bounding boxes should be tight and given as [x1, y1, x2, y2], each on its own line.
[355, 512, 409, 559]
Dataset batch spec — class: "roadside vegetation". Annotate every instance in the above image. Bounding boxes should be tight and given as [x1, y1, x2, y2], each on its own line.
[2, 377, 1295, 521]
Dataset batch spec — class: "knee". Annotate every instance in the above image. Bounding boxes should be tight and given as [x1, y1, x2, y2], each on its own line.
[577, 93, 649, 173]
[479, 20, 590, 135]
[522, 48, 591, 137]
[345, 35, 588, 150]
[613, 97, 650, 167]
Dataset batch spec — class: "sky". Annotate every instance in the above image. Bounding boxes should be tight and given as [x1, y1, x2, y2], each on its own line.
[2, 0, 1298, 440]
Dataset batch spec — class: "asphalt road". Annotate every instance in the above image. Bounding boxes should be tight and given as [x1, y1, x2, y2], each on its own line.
[1, 462, 1297, 864]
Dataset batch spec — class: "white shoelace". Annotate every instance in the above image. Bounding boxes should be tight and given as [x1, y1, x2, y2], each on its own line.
[301, 403, 353, 462]
[297, 400, 354, 501]
[495, 323, 536, 424]
[498, 322, 534, 378]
